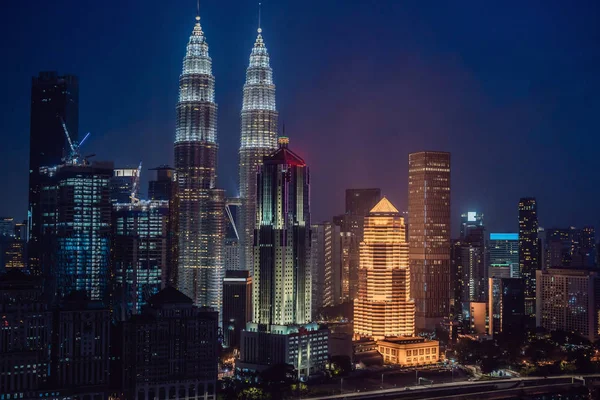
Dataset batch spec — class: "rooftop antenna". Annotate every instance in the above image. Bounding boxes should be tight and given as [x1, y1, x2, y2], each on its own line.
[258, 2, 262, 33]
[196, 0, 201, 23]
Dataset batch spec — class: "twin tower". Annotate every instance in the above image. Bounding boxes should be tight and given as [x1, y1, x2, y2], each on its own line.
[173, 12, 278, 311]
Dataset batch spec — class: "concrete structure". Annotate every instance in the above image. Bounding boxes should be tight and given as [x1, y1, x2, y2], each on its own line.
[408, 151, 451, 330]
[463, 301, 487, 334]
[376, 337, 440, 366]
[122, 287, 218, 400]
[536, 268, 600, 342]
[354, 198, 415, 339]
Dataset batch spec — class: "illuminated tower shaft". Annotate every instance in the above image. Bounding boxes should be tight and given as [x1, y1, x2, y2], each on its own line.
[174, 15, 224, 312]
[238, 28, 278, 273]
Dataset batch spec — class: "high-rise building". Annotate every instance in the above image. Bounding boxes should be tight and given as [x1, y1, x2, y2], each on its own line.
[28, 72, 79, 277]
[148, 165, 174, 201]
[122, 287, 218, 400]
[238, 23, 279, 274]
[536, 268, 600, 342]
[488, 277, 525, 336]
[110, 167, 139, 204]
[174, 13, 225, 313]
[223, 270, 252, 349]
[53, 291, 110, 399]
[354, 197, 415, 340]
[518, 197, 539, 318]
[488, 233, 520, 278]
[408, 151, 451, 330]
[40, 162, 113, 303]
[453, 212, 487, 307]
[111, 200, 169, 321]
[0, 217, 14, 237]
[224, 199, 241, 271]
[323, 222, 341, 307]
[0, 271, 52, 397]
[252, 137, 311, 327]
[310, 223, 326, 312]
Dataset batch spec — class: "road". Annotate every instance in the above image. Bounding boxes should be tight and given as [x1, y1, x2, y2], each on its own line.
[305, 374, 594, 400]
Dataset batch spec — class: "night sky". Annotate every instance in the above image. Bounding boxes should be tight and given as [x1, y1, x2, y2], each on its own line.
[1, 0, 599, 236]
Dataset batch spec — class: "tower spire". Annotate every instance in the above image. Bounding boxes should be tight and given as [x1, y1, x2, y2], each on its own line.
[258, 2, 262, 33]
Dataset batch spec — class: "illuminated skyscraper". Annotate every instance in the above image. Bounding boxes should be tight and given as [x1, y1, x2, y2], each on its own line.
[28, 72, 79, 276]
[111, 200, 169, 321]
[252, 137, 310, 327]
[238, 23, 278, 274]
[354, 197, 415, 340]
[408, 151, 451, 330]
[518, 197, 539, 318]
[174, 12, 225, 312]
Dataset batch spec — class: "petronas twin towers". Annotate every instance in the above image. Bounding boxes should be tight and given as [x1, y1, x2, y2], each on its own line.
[174, 11, 278, 312]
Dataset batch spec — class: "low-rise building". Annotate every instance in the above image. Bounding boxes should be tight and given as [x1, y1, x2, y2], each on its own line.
[376, 337, 440, 367]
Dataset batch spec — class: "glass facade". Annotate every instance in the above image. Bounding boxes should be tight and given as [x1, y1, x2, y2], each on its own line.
[408, 151, 451, 330]
[518, 197, 539, 318]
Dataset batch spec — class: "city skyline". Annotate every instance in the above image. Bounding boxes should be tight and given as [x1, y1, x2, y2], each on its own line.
[1, 1, 600, 235]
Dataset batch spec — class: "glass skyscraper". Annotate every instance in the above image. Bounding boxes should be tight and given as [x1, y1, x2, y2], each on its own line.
[253, 137, 311, 328]
[174, 13, 225, 312]
[518, 197, 539, 318]
[408, 151, 451, 330]
[112, 200, 169, 321]
[28, 72, 79, 276]
[238, 24, 279, 275]
[40, 162, 113, 303]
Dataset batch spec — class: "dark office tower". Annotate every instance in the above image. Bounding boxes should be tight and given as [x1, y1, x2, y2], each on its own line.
[0, 271, 52, 398]
[488, 277, 525, 337]
[148, 165, 175, 201]
[174, 13, 225, 312]
[122, 287, 218, 400]
[40, 162, 113, 303]
[253, 137, 311, 327]
[310, 223, 326, 312]
[28, 72, 79, 276]
[111, 200, 169, 321]
[408, 151, 451, 330]
[457, 211, 487, 305]
[519, 197, 539, 318]
[238, 23, 279, 275]
[110, 167, 139, 204]
[343, 188, 380, 300]
[223, 270, 252, 349]
[53, 291, 110, 399]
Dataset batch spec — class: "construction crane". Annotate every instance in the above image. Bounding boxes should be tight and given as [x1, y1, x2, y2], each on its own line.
[59, 116, 91, 165]
[130, 161, 143, 204]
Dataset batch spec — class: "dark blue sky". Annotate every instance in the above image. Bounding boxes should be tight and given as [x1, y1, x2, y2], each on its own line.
[1, 0, 599, 235]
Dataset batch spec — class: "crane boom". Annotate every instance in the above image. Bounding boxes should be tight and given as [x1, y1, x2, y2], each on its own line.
[59, 117, 76, 153]
[130, 161, 143, 204]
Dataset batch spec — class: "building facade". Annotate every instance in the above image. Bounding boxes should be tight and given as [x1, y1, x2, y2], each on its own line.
[122, 287, 218, 400]
[28, 72, 79, 277]
[488, 277, 525, 336]
[376, 337, 440, 367]
[519, 197, 539, 318]
[536, 268, 600, 342]
[174, 14, 225, 313]
[110, 167, 139, 204]
[408, 151, 451, 330]
[148, 165, 174, 201]
[323, 222, 341, 307]
[354, 197, 415, 339]
[489, 233, 519, 278]
[238, 25, 279, 274]
[310, 223, 326, 313]
[223, 270, 252, 349]
[252, 137, 311, 327]
[111, 200, 169, 320]
[224, 199, 241, 271]
[40, 162, 113, 303]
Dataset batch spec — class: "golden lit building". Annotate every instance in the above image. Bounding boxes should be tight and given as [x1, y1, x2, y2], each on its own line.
[376, 337, 440, 366]
[353, 197, 415, 340]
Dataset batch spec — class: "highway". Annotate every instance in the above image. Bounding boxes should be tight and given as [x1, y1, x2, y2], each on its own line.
[306, 374, 595, 400]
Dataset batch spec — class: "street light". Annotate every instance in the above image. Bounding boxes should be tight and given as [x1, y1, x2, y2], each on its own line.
[381, 373, 384, 389]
